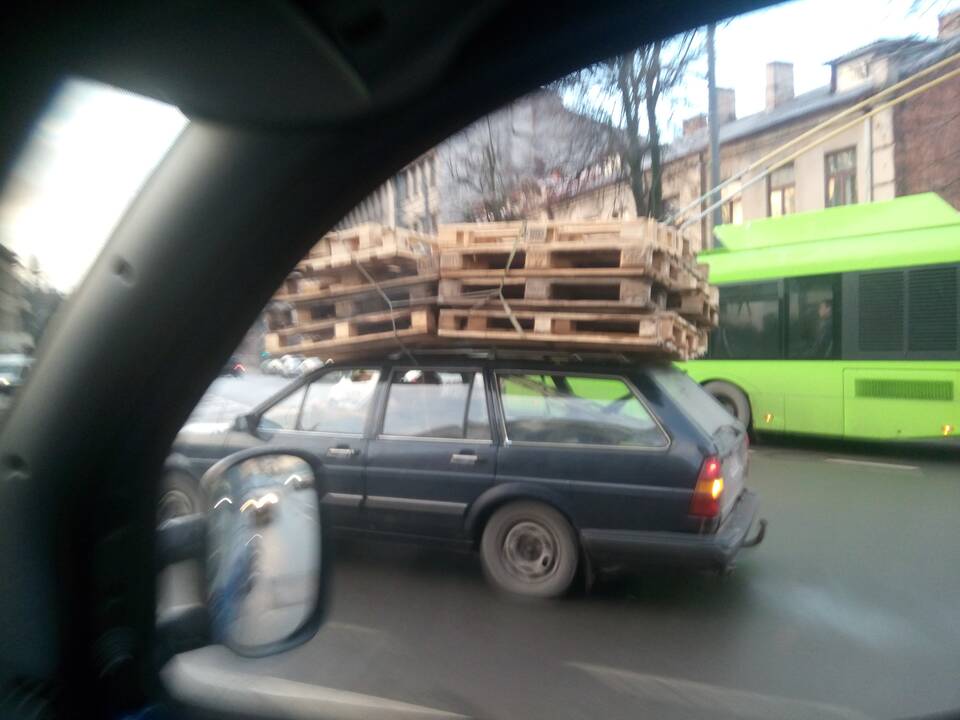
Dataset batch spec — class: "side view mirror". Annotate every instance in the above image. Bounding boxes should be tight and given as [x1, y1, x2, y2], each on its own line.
[156, 448, 329, 661]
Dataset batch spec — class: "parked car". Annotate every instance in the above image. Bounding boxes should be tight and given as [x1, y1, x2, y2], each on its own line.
[261, 357, 283, 375]
[280, 353, 306, 377]
[298, 356, 325, 375]
[168, 354, 764, 597]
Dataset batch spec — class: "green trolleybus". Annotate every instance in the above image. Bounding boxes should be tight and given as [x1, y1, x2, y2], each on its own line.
[681, 193, 960, 441]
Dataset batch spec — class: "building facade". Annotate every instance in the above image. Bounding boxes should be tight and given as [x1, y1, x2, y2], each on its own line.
[336, 90, 606, 232]
[546, 12, 960, 247]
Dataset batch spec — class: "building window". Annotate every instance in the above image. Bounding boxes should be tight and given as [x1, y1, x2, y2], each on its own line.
[825, 147, 856, 207]
[768, 163, 796, 217]
[720, 180, 743, 225]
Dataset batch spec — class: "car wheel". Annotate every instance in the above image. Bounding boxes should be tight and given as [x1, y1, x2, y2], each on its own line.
[481, 501, 578, 598]
[703, 381, 751, 427]
[158, 471, 202, 523]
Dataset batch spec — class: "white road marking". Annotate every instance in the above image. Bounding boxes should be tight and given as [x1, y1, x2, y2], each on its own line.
[165, 653, 467, 719]
[566, 662, 871, 720]
[824, 458, 919, 471]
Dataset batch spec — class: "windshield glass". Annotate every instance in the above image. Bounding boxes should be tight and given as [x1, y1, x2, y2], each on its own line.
[150, 1, 960, 719]
[649, 365, 737, 435]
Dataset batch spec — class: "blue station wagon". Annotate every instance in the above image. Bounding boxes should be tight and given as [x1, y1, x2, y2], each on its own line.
[168, 354, 764, 597]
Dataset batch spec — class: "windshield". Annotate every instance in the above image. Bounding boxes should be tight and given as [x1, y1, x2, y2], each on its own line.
[0, 78, 186, 412]
[13, 2, 947, 720]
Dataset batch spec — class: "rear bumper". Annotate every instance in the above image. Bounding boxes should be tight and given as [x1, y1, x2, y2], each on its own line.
[580, 490, 762, 573]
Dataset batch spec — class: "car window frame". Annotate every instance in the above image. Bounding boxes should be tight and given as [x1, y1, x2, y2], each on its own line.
[375, 365, 494, 444]
[493, 369, 672, 452]
[252, 365, 383, 438]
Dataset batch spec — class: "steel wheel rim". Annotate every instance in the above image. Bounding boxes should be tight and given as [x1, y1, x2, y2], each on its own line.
[502, 520, 559, 583]
[158, 488, 193, 522]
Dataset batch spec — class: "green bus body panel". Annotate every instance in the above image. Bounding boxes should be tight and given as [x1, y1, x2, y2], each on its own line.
[703, 193, 960, 284]
[683, 194, 960, 440]
[712, 193, 959, 252]
[679, 360, 960, 440]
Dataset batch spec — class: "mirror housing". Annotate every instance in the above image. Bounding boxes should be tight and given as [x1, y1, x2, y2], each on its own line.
[155, 447, 329, 661]
[236, 413, 259, 436]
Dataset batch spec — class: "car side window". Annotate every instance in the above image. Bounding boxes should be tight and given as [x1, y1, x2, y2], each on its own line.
[299, 368, 380, 434]
[259, 386, 307, 431]
[381, 369, 490, 440]
[498, 373, 667, 447]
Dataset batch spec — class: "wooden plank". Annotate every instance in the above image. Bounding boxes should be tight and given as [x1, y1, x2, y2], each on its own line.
[436, 308, 698, 355]
[438, 276, 662, 311]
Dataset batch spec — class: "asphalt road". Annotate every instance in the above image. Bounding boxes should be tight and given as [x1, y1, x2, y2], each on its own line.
[170, 375, 960, 720]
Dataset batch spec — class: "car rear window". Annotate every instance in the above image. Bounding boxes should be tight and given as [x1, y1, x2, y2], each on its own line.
[498, 372, 668, 447]
[648, 366, 736, 436]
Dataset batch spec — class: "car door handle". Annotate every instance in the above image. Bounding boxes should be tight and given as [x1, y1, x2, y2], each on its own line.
[327, 446, 359, 458]
[450, 452, 479, 465]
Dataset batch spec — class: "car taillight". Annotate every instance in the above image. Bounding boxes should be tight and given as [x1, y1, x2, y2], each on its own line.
[690, 456, 724, 518]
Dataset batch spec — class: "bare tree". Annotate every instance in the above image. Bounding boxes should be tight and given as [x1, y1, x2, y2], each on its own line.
[444, 91, 611, 221]
[446, 116, 516, 221]
[559, 32, 702, 220]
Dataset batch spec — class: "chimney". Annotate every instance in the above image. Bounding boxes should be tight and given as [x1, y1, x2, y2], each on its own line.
[683, 113, 707, 137]
[939, 9, 960, 41]
[716, 88, 736, 123]
[766, 62, 794, 111]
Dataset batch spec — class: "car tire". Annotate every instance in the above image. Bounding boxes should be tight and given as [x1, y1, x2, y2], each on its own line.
[703, 381, 751, 427]
[158, 470, 203, 523]
[480, 501, 578, 598]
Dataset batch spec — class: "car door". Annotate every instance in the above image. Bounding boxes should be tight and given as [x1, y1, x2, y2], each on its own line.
[365, 367, 497, 538]
[256, 366, 382, 528]
[493, 370, 692, 533]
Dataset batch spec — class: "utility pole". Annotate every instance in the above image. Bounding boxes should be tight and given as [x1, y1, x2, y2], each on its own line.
[706, 23, 722, 245]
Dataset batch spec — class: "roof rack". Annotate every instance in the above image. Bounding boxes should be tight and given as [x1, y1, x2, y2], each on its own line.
[376, 346, 642, 364]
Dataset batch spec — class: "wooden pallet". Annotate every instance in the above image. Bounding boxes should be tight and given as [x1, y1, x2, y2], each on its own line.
[298, 231, 437, 275]
[437, 308, 701, 357]
[269, 279, 437, 329]
[668, 286, 719, 327]
[308, 225, 437, 259]
[438, 276, 665, 311]
[438, 218, 701, 255]
[440, 240, 690, 286]
[276, 274, 437, 304]
[265, 308, 436, 356]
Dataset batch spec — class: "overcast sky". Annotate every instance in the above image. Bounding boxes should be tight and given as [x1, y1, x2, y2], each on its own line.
[0, 0, 958, 294]
[679, 0, 959, 130]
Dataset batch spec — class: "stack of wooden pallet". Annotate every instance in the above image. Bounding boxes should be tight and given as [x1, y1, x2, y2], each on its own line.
[434, 219, 716, 359]
[265, 218, 717, 362]
[265, 224, 438, 358]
